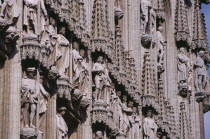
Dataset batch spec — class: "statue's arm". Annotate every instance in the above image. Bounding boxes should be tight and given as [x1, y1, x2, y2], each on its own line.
[40, 0, 47, 17]
[39, 83, 49, 98]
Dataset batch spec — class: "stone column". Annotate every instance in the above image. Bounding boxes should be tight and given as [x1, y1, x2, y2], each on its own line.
[46, 94, 57, 139]
[5, 0, 23, 138]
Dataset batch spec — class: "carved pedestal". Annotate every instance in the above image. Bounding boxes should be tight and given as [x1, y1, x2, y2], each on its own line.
[141, 34, 152, 48]
[20, 128, 42, 139]
[57, 75, 71, 100]
[21, 34, 40, 61]
[91, 100, 108, 124]
[178, 83, 189, 97]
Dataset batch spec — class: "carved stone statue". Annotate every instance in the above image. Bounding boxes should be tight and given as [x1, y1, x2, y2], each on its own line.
[23, 0, 47, 34]
[21, 67, 49, 128]
[78, 49, 89, 94]
[56, 27, 70, 76]
[195, 50, 208, 92]
[177, 47, 191, 84]
[121, 95, 131, 134]
[95, 131, 103, 139]
[141, 0, 152, 34]
[92, 56, 111, 100]
[47, 18, 62, 70]
[0, 0, 19, 25]
[56, 107, 68, 139]
[72, 43, 86, 83]
[143, 110, 158, 139]
[156, 26, 165, 66]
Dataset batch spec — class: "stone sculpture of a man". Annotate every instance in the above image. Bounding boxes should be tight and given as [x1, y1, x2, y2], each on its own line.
[0, 0, 19, 25]
[143, 110, 158, 139]
[56, 27, 70, 76]
[156, 26, 165, 66]
[141, 0, 152, 34]
[56, 107, 68, 139]
[92, 56, 111, 100]
[21, 67, 49, 128]
[72, 43, 86, 83]
[177, 47, 190, 84]
[95, 131, 103, 139]
[23, 0, 47, 34]
[195, 50, 207, 92]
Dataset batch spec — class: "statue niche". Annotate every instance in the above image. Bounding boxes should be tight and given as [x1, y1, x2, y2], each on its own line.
[194, 50, 208, 99]
[21, 67, 49, 138]
[72, 42, 88, 94]
[143, 109, 158, 139]
[56, 107, 69, 139]
[177, 47, 191, 96]
[92, 56, 111, 102]
[156, 26, 165, 66]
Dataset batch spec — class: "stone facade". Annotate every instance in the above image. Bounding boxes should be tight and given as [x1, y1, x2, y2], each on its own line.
[0, 0, 209, 139]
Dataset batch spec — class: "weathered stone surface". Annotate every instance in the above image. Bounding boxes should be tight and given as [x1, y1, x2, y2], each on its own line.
[0, 0, 209, 139]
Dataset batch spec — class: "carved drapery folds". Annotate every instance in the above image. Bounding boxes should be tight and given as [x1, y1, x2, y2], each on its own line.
[177, 47, 192, 97]
[192, 0, 208, 50]
[175, 0, 190, 45]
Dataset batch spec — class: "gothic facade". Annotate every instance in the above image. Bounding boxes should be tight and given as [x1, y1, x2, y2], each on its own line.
[0, 0, 209, 139]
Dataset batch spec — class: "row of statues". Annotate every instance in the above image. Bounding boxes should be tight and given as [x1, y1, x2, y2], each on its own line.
[178, 48, 208, 93]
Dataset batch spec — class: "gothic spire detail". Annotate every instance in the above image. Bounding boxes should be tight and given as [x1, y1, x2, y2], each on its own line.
[175, 0, 190, 45]
[192, 0, 208, 50]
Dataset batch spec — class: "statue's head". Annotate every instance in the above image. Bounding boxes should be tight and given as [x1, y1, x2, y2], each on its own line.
[95, 131, 103, 138]
[79, 49, 85, 57]
[198, 50, 204, 57]
[26, 67, 36, 78]
[157, 26, 163, 32]
[58, 107, 67, 116]
[49, 17, 55, 26]
[180, 47, 185, 53]
[97, 56, 103, 63]
[123, 95, 127, 102]
[117, 91, 121, 97]
[147, 109, 153, 117]
[133, 106, 137, 112]
[73, 42, 79, 50]
[59, 27, 66, 35]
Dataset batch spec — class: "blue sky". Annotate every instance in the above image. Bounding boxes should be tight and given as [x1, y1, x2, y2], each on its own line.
[201, 4, 210, 139]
